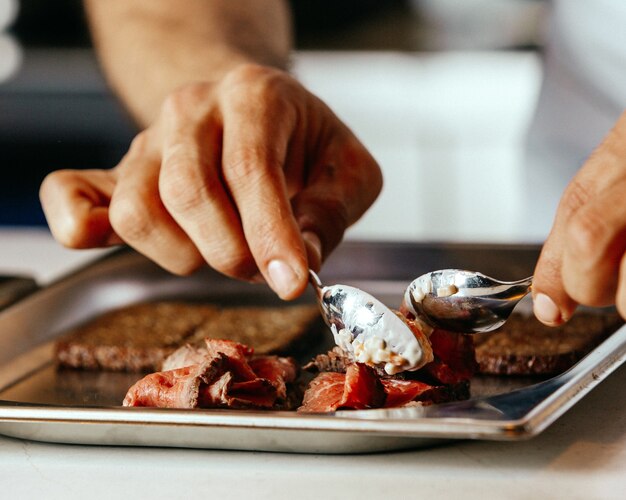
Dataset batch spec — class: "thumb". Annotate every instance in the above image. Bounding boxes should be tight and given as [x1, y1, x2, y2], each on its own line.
[40, 169, 122, 248]
[533, 231, 579, 326]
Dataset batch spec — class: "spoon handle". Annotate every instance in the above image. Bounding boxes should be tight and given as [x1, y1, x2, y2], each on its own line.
[308, 269, 324, 300]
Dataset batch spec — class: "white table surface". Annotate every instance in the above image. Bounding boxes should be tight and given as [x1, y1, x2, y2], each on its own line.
[0, 227, 625, 500]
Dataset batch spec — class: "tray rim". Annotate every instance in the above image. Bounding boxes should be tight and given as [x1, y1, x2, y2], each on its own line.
[0, 245, 623, 452]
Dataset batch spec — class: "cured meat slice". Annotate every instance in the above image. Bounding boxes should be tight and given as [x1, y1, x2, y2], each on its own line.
[298, 363, 386, 413]
[381, 379, 435, 408]
[298, 372, 348, 413]
[160, 343, 207, 371]
[122, 356, 223, 408]
[249, 356, 298, 400]
[341, 363, 386, 409]
[123, 338, 298, 410]
[422, 329, 477, 384]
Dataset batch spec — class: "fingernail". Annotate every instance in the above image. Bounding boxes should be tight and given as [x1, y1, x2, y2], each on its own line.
[267, 259, 299, 298]
[534, 293, 562, 325]
[302, 231, 322, 269]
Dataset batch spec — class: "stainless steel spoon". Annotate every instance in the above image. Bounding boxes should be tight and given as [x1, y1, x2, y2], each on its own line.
[308, 270, 429, 374]
[402, 269, 533, 333]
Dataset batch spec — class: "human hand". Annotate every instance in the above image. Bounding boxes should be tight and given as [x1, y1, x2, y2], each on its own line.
[40, 64, 382, 300]
[532, 111, 626, 324]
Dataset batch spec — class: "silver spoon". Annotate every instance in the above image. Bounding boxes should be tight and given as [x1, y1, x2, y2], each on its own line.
[402, 269, 533, 333]
[308, 270, 430, 374]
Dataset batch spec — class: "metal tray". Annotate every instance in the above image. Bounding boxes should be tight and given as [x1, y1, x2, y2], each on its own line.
[0, 242, 624, 454]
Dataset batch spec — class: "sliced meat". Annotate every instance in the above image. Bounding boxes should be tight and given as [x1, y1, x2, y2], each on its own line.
[249, 356, 298, 400]
[161, 343, 207, 371]
[298, 363, 386, 413]
[298, 372, 347, 413]
[381, 379, 435, 408]
[123, 356, 224, 408]
[341, 363, 386, 409]
[124, 338, 298, 410]
[422, 329, 477, 384]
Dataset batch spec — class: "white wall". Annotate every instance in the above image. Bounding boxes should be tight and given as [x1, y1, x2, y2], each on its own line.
[294, 51, 543, 243]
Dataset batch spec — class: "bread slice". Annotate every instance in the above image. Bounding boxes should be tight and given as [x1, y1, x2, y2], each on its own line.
[186, 305, 322, 356]
[56, 302, 321, 372]
[55, 302, 220, 372]
[474, 311, 623, 376]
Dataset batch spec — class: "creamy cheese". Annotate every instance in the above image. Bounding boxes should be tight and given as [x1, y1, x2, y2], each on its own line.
[350, 332, 424, 375]
[411, 278, 432, 303]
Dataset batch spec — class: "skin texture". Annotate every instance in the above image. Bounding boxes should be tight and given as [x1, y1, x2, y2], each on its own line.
[532, 111, 626, 324]
[39, 1, 625, 322]
[39, 0, 382, 300]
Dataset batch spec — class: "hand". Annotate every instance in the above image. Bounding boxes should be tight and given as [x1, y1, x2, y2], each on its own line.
[40, 64, 382, 300]
[532, 111, 626, 324]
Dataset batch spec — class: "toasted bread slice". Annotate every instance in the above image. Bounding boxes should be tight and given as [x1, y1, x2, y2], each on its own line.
[186, 304, 321, 356]
[55, 302, 220, 372]
[474, 311, 623, 376]
[55, 302, 321, 372]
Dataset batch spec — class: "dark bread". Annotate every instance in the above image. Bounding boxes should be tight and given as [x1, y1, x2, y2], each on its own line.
[55, 302, 220, 372]
[186, 305, 321, 356]
[474, 311, 623, 376]
[55, 302, 321, 372]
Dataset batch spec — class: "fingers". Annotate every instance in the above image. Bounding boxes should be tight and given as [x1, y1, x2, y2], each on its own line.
[533, 112, 626, 324]
[40, 169, 122, 248]
[561, 177, 626, 305]
[158, 94, 258, 280]
[108, 134, 205, 275]
[292, 136, 383, 262]
[219, 71, 309, 299]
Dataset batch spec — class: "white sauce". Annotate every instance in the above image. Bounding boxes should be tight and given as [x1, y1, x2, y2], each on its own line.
[411, 278, 432, 304]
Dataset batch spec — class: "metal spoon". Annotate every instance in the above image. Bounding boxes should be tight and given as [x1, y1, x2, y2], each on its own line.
[308, 270, 429, 374]
[402, 269, 533, 333]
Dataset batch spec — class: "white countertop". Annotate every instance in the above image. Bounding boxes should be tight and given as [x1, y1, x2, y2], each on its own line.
[0, 227, 625, 499]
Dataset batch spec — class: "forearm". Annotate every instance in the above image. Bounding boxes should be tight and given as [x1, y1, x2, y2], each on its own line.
[84, 0, 293, 126]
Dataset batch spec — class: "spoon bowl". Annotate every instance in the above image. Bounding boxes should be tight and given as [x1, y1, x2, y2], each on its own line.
[308, 270, 428, 374]
[402, 269, 533, 333]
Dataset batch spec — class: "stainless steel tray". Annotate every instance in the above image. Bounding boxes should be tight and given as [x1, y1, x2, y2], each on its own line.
[0, 242, 624, 454]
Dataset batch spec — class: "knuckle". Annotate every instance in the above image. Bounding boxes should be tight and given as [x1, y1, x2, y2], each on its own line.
[224, 146, 282, 184]
[566, 207, 609, 263]
[160, 163, 214, 215]
[161, 84, 203, 116]
[206, 249, 256, 279]
[559, 179, 593, 219]
[224, 64, 296, 107]
[109, 192, 154, 243]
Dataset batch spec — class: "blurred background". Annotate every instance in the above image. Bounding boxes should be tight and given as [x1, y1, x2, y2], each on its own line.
[0, 0, 564, 242]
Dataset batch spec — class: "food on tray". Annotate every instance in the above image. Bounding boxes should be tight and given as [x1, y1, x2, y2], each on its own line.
[55, 302, 320, 372]
[123, 339, 300, 410]
[56, 302, 220, 372]
[121, 308, 477, 412]
[299, 329, 476, 412]
[474, 311, 623, 375]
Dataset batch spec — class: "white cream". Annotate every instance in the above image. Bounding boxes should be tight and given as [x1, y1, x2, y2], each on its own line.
[331, 325, 354, 354]
[411, 278, 432, 304]
[351, 334, 423, 375]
